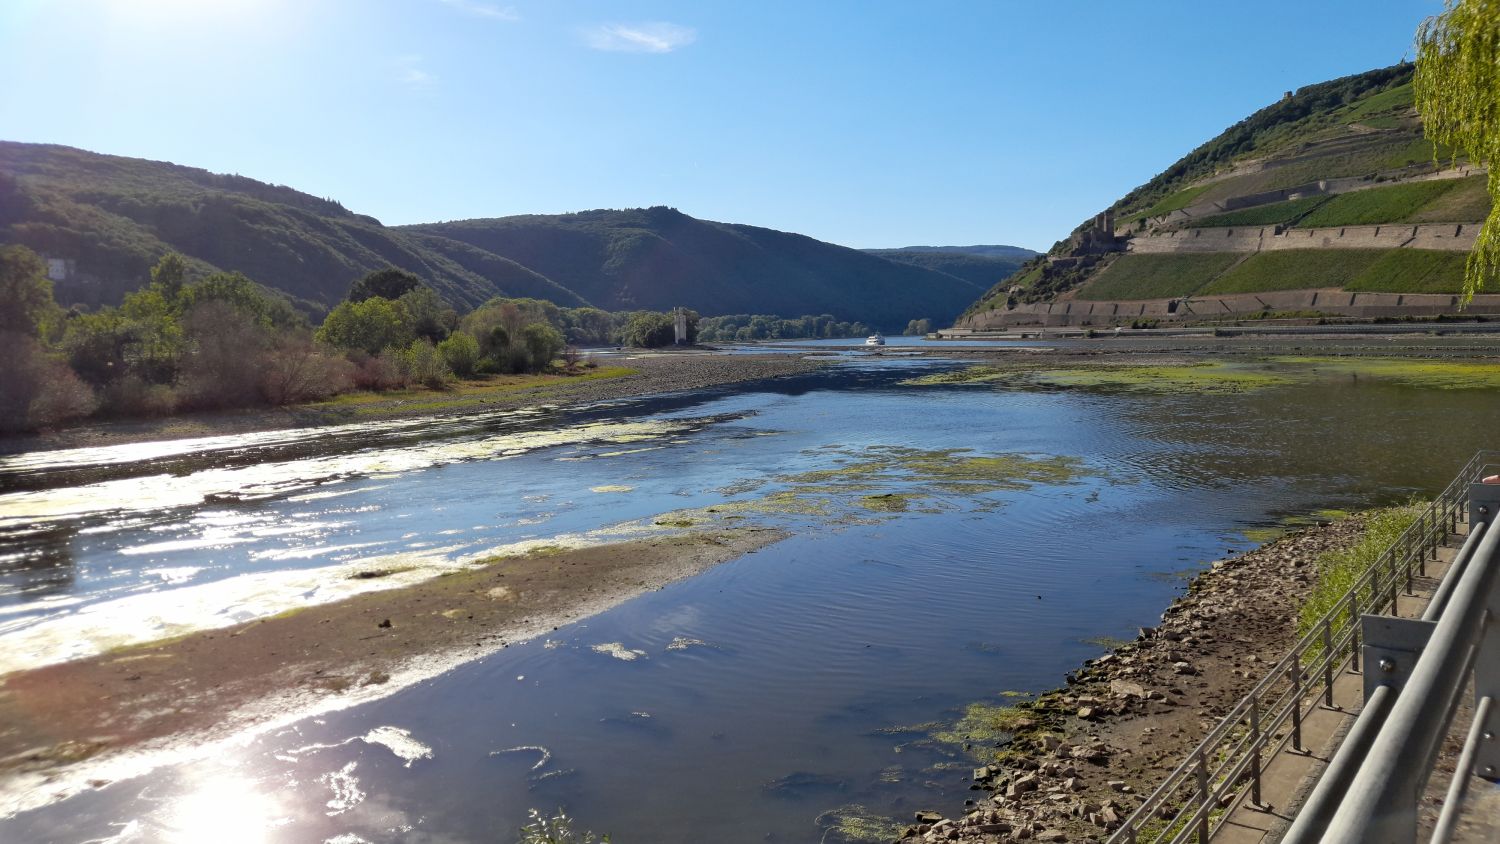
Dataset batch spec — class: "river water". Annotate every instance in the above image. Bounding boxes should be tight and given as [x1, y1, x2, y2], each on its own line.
[1, 356, 1496, 843]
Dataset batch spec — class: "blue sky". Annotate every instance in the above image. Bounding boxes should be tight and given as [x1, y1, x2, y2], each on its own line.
[1, 0, 1442, 251]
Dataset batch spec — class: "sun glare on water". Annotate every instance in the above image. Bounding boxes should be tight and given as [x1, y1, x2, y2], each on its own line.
[160, 774, 286, 844]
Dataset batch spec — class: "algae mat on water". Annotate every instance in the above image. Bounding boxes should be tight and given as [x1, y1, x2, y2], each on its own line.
[905, 362, 1292, 394]
[1270, 356, 1500, 389]
[908, 356, 1500, 395]
[649, 446, 1089, 531]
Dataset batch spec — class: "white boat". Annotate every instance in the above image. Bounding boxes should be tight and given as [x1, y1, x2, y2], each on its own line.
[864, 334, 885, 346]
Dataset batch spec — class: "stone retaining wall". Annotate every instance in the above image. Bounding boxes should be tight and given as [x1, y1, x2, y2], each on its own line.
[1126, 223, 1478, 255]
[959, 289, 1500, 329]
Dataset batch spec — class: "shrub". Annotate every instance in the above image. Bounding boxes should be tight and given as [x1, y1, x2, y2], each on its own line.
[177, 301, 271, 410]
[28, 362, 98, 428]
[101, 375, 177, 417]
[396, 339, 451, 389]
[259, 335, 355, 404]
[351, 351, 407, 391]
[437, 331, 480, 378]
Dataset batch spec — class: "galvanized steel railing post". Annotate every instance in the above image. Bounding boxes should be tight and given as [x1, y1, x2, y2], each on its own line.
[1322, 619, 1335, 708]
[1349, 592, 1361, 672]
[1290, 659, 1305, 753]
[1195, 748, 1210, 844]
[1249, 698, 1263, 807]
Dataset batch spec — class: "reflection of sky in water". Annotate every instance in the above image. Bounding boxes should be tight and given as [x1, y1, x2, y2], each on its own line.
[3, 361, 1500, 842]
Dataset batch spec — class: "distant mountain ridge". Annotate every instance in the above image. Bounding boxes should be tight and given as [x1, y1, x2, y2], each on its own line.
[864, 245, 1036, 290]
[873, 245, 1036, 259]
[0, 142, 994, 329]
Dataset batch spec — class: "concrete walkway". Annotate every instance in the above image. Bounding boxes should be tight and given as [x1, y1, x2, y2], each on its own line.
[1211, 533, 1463, 843]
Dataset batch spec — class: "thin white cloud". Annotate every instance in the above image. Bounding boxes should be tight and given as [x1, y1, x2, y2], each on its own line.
[584, 22, 696, 54]
[395, 54, 436, 87]
[436, 0, 519, 22]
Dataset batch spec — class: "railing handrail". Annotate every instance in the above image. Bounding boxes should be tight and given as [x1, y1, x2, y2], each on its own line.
[1106, 450, 1500, 844]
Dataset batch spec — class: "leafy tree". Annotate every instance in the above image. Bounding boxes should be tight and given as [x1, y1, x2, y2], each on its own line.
[0, 245, 56, 337]
[316, 297, 414, 354]
[180, 271, 300, 328]
[519, 322, 565, 371]
[397, 285, 455, 342]
[1416, 1, 1500, 300]
[620, 311, 675, 347]
[119, 288, 184, 383]
[437, 331, 480, 378]
[150, 252, 188, 302]
[348, 267, 423, 303]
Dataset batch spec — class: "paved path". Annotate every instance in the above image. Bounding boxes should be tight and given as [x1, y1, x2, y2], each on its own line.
[1212, 530, 1465, 842]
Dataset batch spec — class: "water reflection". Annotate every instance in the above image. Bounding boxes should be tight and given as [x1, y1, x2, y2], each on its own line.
[2, 360, 1498, 842]
[0, 524, 74, 605]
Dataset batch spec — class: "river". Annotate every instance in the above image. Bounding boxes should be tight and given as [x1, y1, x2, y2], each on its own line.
[1, 355, 1496, 843]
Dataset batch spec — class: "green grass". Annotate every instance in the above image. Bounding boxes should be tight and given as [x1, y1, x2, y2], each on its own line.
[1141, 184, 1214, 218]
[1200, 250, 1387, 294]
[1343, 250, 1468, 294]
[1298, 506, 1421, 643]
[1340, 82, 1415, 123]
[1296, 179, 1460, 228]
[1193, 195, 1332, 228]
[1405, 175, 1492, 223]
[1076, 253, 1241, 300]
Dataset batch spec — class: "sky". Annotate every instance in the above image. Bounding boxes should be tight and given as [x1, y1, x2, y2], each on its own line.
[0, 0, 1446, 251]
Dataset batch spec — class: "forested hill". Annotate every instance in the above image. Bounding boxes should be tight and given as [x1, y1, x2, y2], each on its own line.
[0, 142, 991, 329]
[401, 211, 987, 329]
[0, 142, 579, 312]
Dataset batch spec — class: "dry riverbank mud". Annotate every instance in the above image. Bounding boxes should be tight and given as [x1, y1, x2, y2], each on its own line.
[899, 516, 1374, 843]
[5, 352, 829, 452]
[0, 527, 784, 813]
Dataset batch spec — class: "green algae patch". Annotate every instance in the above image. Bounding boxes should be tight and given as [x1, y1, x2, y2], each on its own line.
[932, 702, 1037, 749]
[1241, 526, 1287, 544]
[907, 361, 1293, 394]
[1035, 362, 1292, 394]
[1271, 356, 1500, 390]
[902, 366, 1015, 386]
[816, 805, 906, 843]
[858, 493, 917, 512]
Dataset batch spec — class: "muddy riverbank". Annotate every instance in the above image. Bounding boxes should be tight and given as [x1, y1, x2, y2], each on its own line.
[900, 516, 1375, 843]
[2, 352, 830, 454]
[0, 527, 784, 812]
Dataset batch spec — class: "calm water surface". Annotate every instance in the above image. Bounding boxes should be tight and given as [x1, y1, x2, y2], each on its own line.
[1, 358, 1496, 843]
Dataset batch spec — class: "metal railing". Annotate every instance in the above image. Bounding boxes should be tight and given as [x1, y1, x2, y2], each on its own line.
[1283, 469, 1500, 843]
[1106, 450, 1500, 844]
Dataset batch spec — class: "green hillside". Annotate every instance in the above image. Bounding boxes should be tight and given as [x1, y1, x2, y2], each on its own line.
[964, 63, 1489, 317]
[1074, 249, 1467, 300]
[402, 211, 986, 329]
[1, 142, 983, 329]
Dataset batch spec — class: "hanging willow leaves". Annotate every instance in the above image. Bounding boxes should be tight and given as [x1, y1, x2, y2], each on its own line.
[1415, 0, 1500, 303]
